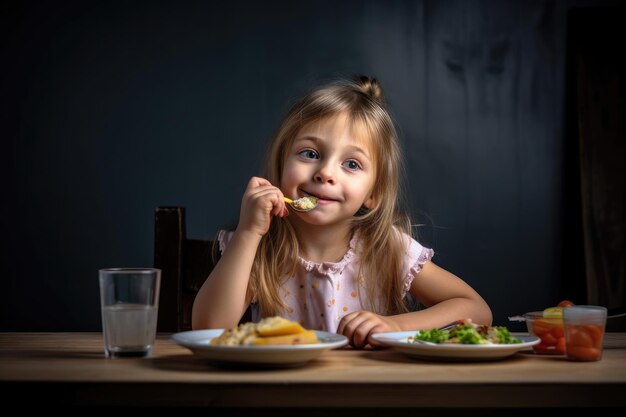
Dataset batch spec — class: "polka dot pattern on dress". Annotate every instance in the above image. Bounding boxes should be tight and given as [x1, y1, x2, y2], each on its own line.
[216, 229, 434, 333]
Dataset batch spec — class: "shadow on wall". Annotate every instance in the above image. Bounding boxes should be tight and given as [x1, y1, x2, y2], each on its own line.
[412, 0, 567, 326]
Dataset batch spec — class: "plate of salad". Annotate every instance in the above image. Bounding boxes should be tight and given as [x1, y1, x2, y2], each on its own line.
[371, 322, 540, 361]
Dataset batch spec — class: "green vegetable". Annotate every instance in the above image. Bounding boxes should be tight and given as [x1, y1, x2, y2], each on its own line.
[449, 324, 484, 344]
[412, 323, 523, 345]
[414, 328, 450, 343]
[492, 326, 522, 344]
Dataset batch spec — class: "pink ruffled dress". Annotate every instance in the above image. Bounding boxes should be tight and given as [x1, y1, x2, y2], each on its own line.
[217, 230, 434, 333]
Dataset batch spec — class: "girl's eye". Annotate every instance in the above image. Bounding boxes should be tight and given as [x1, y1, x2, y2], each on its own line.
[298, 149, 319, 159]
[343, 160, 362, 171]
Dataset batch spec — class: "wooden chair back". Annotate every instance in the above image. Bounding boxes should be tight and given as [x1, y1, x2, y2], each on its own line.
[154, 207, 220, 332]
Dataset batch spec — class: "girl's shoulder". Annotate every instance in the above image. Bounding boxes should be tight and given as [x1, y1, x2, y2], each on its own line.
[393, 230, 434, 295]
[391, 228, 434, 267]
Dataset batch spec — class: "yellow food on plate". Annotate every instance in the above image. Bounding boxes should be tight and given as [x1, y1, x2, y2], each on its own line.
[211, 316, 318, 346]
[256, 316, 306, 336]
[251, 330, 318, 346]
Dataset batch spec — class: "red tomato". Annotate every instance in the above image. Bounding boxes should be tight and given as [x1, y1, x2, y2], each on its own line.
[531, 319, 553, 336]
[567, 326, 594, 348]
[558, 300, 575, 307]
[582, 324, 604, 346]
[550, 326, 564, 339]
[541, 332, 558, 346]
[556, 337, 566, 354]
[567, 346, 600, 361]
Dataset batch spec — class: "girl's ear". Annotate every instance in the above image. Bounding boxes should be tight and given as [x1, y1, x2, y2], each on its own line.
[363, 195, 375, 209]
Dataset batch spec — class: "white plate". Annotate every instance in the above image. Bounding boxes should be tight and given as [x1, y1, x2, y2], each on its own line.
[371, 331, 540, 361]
[171, 329, 348, 368]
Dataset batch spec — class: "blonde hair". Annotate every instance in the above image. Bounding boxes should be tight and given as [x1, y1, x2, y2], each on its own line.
[252, 75, 413, 316]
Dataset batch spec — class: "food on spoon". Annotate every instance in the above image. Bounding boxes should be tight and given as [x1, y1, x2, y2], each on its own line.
[211, 316, 319, 346]
[292, 196, 318, 211]
[409, 321, 522, 345]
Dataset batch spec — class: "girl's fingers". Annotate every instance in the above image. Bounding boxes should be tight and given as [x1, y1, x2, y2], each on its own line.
[365, 324, 388, 348]
[238, 177, 287, 235]
[246, 176, 273, 190]
[337, 311, 366, 334]
[337, 312, 369, 342]
[336, 313, 353, 335]
[338, 312, 389, 348]
[246, 187, 286, 216]
[351, 320, 380, 349]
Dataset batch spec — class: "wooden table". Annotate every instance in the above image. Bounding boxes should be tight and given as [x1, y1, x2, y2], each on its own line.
[1, 332, 625, 413]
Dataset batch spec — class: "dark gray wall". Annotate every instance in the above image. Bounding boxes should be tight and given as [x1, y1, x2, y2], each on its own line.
[1, 0, 597, 331]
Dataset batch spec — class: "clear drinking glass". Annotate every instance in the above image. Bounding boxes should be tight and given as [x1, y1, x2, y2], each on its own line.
[563, 305, 607, 362]
[99, 268, 161, 358]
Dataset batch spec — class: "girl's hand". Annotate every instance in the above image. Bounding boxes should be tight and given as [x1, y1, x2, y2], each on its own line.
[237, 177, 289, 237]
[337, 311, 401, 349]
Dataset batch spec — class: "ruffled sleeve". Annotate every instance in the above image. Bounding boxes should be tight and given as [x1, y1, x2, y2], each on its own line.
[217, 229, 234, 255]
[402, 236, 434, 295]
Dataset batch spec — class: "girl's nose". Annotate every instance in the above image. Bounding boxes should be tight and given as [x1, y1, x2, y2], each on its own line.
[314, 163, 336, 184]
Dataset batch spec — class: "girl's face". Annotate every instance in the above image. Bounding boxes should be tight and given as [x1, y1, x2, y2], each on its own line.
[281, 113, 376, 226]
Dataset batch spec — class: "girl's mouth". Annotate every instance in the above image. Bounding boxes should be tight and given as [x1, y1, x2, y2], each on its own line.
[300, 190, 337, 203]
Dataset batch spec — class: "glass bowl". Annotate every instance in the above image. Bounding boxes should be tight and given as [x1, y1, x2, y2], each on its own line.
[523, 311, 566, 355]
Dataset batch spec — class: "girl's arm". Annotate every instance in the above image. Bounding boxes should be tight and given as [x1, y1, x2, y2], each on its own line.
[394, 260, 492, 329]
[338, 261, 492, 348]
[191, 177, 288, 329]
[191, 229, 260, 329]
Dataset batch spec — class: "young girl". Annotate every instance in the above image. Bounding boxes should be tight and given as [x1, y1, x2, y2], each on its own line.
[192, 75, 492, 348]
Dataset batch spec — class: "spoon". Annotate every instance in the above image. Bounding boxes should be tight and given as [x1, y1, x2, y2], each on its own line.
[284, 196, 318, 212]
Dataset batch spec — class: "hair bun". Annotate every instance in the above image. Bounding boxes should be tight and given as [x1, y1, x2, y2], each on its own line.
[355, 75, 385, 104]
